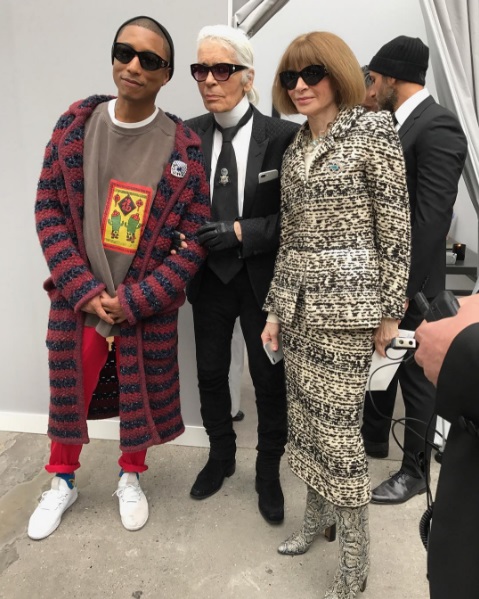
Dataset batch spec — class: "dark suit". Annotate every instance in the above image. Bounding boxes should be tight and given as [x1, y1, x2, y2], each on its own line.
[186, 106, 299, 475]
[428, 322, 479, 599]
[362, 96, 467, 475]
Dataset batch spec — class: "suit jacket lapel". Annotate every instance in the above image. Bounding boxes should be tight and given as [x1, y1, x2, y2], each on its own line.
[243, 108, 268, 218]
[399, 95, 435, 141]
[198, 116, 215, 178]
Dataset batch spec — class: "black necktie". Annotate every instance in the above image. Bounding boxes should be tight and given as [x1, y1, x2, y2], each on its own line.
[211, 106, 253, 220]
[207, 106, 253, 284]
[392, 113, 399, 127]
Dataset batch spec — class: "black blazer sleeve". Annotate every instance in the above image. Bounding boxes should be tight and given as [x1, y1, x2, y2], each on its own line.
[404, 103, 467, 297]
[436, 322, 479, 424]
[428, 322, 479, 599]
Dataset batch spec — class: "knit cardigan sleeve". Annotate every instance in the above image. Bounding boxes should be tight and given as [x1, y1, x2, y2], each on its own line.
[116, 148, 210, 324]
[35, 115, 105, 311]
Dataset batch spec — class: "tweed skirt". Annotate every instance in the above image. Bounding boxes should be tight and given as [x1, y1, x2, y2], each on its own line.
[282, 305, 374, 508]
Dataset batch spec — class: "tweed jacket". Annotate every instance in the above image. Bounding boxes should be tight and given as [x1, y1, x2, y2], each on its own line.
[264, 106, 410, 329]
[35, 95, 210, 451]
[186, 106, 299, 308]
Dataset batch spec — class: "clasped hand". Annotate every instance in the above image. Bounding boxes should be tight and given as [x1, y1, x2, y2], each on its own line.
[82, 291, 126, 324]
[196, 221, 240, 251]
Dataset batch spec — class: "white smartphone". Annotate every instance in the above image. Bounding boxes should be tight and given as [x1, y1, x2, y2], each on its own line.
[263, 334, 284, 365]
[258, 169, 279, 184]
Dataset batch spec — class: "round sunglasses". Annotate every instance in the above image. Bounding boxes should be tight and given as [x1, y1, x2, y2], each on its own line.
[113, 42, 169, 71]
[279, 65, 329, 90]
[190, 63, 248, 82]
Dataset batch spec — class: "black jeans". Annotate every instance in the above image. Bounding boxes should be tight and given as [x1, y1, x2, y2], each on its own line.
[192, 267, 287, 478]
[362, 299, 437, 476]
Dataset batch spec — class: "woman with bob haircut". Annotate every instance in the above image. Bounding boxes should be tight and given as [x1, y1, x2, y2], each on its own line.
[261, 31, 410, 598]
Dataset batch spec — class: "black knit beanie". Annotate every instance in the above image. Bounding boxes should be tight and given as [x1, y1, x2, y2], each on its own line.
[112, 16, 175, 79]
[368, 36, 429, 85]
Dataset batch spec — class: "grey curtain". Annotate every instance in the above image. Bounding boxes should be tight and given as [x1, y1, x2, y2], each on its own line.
[232, 0, 289, 37]
[420, 0, 479, 252]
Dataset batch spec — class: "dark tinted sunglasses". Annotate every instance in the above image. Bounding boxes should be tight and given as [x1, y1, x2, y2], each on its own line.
[279, 65, 329, 90]
[113, 42, 169, 71]
[190, 63, 248, 82]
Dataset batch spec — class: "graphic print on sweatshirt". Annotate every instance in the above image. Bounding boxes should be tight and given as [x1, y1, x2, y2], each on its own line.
[101, 180, 152, 254]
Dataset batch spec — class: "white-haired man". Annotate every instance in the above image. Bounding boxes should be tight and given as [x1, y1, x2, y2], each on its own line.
[184, 25, 298, 524]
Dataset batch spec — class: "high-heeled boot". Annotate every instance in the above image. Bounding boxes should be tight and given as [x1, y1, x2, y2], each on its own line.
[277, 485, 336, 555]
[324, 504, 369, 599]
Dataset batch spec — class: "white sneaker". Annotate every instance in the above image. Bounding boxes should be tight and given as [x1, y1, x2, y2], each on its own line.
[113, 473, 149, 531]
[28, 476, 78, 540]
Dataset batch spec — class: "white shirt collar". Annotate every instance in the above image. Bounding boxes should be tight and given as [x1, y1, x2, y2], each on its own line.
[394, 88, 430, 129]
[108, 99, 159, 128]
[214, 95, 250, 129]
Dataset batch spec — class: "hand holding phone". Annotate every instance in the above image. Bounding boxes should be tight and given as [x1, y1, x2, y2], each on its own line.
[415, 290, 459, 322]
[263, 334, 283, 365]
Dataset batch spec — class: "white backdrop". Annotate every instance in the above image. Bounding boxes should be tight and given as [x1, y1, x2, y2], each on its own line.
[0, 0, 473, 445]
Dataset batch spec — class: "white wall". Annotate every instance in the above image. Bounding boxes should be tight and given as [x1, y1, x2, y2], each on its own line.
[1, 0, 475, 442]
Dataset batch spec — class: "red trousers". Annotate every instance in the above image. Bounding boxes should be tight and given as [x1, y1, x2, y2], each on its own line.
[46, 327, 148, 474]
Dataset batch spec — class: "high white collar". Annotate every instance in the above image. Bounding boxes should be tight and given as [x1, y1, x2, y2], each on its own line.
[214, 95, 251, 129]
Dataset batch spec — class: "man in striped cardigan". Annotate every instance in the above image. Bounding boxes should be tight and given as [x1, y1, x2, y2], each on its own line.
[28, 16, 210, 540]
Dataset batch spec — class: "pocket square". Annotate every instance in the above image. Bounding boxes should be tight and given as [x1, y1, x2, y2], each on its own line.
[258, 169, 279, 184]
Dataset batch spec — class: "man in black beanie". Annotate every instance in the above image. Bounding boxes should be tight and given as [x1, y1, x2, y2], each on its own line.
[362, 35, 467, 504]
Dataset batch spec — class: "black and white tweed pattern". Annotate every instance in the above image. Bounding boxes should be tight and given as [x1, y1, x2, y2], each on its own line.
[283, 292, 374, 507]
[264, 106, 410, 329]
[265, 105, 410, 508]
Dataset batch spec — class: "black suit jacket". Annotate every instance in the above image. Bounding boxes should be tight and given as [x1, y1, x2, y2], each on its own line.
[428, 323, 479, 599]
[399, 96, 467, 298]
[185, 106, 299, 308]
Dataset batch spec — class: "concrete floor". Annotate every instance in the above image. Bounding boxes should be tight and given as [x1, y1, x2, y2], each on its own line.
[0, 380, 438, 599]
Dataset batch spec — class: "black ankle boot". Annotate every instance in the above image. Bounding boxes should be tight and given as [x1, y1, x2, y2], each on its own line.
[190, 457, 236, 500]
[255, 476, 284, 524]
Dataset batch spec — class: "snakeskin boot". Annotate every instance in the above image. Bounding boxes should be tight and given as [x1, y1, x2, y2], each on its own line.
[277, 485, 336, 555]
[323, 504, 369, 599]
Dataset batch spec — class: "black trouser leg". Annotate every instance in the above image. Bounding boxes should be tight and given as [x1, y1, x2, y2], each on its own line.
[362, 299, 437, 476]
[362, 374, 398, 446]
[192, 269, 238, 461]
[396, 351, 437, 476]
[238, 273, 287, 480]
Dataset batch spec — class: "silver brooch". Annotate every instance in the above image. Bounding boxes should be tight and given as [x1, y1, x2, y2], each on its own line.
[219, 168, 230, 185]
[171, 160, 187, 178]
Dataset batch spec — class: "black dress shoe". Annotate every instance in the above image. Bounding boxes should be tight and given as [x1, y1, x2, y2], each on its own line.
[371, 470, 426, 504]
[363, 439, 389, 459]
[190, 458, 236, 500]
[255, 477, 284, 524]
[232, 410, 245, 422]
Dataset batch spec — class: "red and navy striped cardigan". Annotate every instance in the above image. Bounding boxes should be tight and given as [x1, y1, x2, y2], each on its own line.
[35, 95, 210, 451]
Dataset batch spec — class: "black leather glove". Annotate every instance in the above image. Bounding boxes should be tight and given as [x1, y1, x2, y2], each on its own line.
[196, 221, 240, 251]
[171, 230, 184, 252]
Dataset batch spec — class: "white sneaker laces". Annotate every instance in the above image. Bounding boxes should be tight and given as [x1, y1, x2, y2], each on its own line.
[113, 482, 143, 504]
[39, 488, 70, 511]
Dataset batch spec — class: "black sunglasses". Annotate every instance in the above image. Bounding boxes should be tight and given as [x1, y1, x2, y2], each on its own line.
[190, 63, 248, 82]
[113, 42, 169, 71]
[279, 65, 329, 90]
